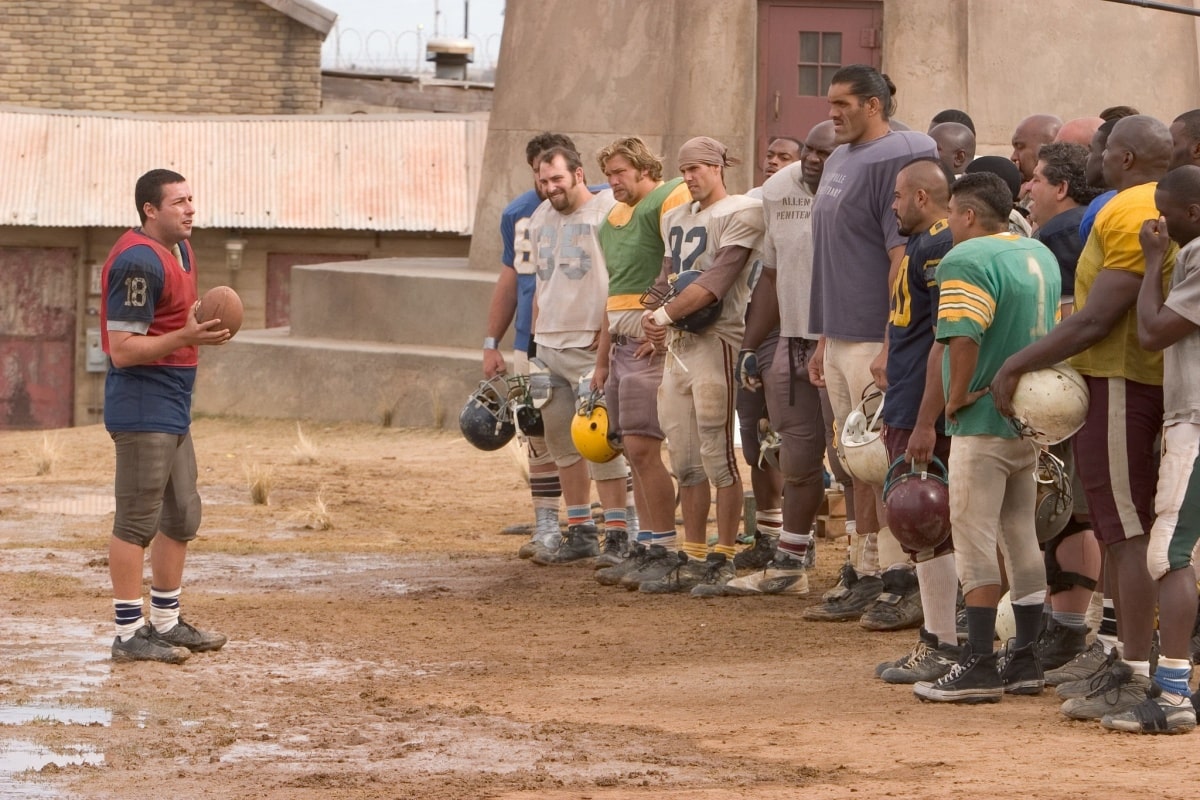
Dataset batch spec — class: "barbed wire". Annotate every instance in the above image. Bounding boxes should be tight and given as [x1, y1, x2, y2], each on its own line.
[322, 25, 501, 76]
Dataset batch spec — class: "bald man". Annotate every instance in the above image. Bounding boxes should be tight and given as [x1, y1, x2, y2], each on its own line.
[993, 115, 1177, 725]
[1011, 114, 1063, 198]
[929, 122, 976, 176]
[1054, 117, 1104, 148]
[872, 157, 961, 678]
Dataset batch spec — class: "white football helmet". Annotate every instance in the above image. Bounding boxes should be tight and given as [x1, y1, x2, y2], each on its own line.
[1009, 363, 1089, 445]
[839, 387, 889, 486]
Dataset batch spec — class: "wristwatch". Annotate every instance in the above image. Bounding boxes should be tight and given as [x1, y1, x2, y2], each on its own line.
[483, 337, 499, 350]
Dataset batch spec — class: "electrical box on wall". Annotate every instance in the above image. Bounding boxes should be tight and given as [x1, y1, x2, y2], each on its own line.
[85, 329, 108, 373]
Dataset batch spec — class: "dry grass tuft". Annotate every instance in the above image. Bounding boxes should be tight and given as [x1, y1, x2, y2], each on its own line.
[292, 422, 319, 464]
[298, 491, 333, 530]
[244, 462, 275, 505]
[31, 433, 61, 476]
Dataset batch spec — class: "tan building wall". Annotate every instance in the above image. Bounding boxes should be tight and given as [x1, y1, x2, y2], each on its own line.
[469, 0, 1200, 271]
[0, 0, 325, 114]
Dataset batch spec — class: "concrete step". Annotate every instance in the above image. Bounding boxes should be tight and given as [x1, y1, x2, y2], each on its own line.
[288, 257, 510, 350]
[193, 327, 482, 429]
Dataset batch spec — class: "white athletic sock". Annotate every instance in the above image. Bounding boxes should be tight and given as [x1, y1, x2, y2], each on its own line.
[150, 586, 181, 633]
[875, 526, 906, 572]
[915, 553, 959, 646]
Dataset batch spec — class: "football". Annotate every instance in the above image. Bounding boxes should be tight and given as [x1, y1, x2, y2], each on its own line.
[196, 285, 244, 337]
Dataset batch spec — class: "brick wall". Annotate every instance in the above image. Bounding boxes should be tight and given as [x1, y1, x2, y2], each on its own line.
[0, 0, 324, 114]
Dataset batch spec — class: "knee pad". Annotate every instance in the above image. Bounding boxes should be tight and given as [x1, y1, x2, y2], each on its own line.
[1044, 532, 1099, 595]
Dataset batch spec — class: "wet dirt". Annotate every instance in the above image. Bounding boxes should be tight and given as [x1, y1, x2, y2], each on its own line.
[0, 417, 1194, 799]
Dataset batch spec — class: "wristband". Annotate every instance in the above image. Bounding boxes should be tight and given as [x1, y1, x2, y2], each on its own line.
[483, 337, 499, 350]
[650, 306, 673, 326]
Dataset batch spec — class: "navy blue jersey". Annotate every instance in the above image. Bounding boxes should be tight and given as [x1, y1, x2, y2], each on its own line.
[884, 219, 953, 430]
[101, 230, 197, 435]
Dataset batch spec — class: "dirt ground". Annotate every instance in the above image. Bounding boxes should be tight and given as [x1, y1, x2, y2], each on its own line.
[0, 416, 1195, 800]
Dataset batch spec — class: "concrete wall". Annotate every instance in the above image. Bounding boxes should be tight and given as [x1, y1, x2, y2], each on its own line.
[467, 0, 759, 272]
[0, 0, 325, 114]
[884, 0, 1200, 154]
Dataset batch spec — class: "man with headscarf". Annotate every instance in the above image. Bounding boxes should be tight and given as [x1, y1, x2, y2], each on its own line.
[639, 136, 764, 595]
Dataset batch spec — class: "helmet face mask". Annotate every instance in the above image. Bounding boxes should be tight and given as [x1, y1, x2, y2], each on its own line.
[1034, 448, 1073, 543]
[638, 269, 722, 334]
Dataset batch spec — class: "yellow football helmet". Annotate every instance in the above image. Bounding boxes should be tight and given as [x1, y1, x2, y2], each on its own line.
[571, 389, 622, 463]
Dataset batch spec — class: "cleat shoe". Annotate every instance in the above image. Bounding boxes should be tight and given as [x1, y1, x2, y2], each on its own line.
[876, 628, 938, 677]
[913, 647, 1003, 704]
[594, 528, 628, 569]
[883, 639, 961, 685]
[1101, 685, 1198, 734]
[151, 618, 227, 653]
[1035, 618, 1089, 672]
[531, 523, 599, 565]
[803, 537, 816, 570]
[998, 642, 1044, 695]
[859, 567, 923, 631]
[690, 553, 737, 597]
[732, 529, 778, 571]
[112, 625, 191, 664]
[596, 541, 647, 586]
[619, 544, 680, 590]
[1052, 643, 1115, 694]
[639, 552, 707, 594]
[803, 567, 882, 622]
[1060, 661, 1152, 720]
[721, 553, 809, 596]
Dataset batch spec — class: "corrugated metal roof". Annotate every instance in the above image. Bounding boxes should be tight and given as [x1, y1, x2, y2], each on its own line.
[0, 107, 487, 234]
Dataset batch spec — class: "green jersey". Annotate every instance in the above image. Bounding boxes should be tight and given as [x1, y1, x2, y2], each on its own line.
[936, 233, 1061, 438]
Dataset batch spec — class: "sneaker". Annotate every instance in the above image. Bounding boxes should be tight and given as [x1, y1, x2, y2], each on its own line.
[1060, 661, 1152, 720]
[112, 625, 191, 664]
[596, 541, 647, 586]
[619, 544, 682, 590]
[594, 528, 628, 569]
[531, 523, 600, 565]
[859, 567, 923, 631]
[998, 642, 1044, 695]
[802, 567, 883, 622]
[913, 647, 1003, 704]
[518, 531, 559, 560]
[1101, 686, 1199, 734]
[1035, 618, 1089, 672]
[721, 553, 809, 596]
[732, 530, 777, 571]
[639, 553, 711, 594]
[151, 618, 227, 653]
[1051, 642, 1114, 693]
[803, 536, 816, 570]
[883, 639, 961, 685]
[876, 628, 938, 678]
[690, 553, 737, 597]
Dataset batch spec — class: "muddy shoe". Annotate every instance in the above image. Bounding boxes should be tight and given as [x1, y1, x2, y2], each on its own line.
[112, 625, 191, 664]
[803, 568, 882, 622]
[732, 529, 777, 571]
[859, 567, 922, 631]
[594, 528, 629, 569]
[531, 524, 599, 565]
[151, 618, 227, 653]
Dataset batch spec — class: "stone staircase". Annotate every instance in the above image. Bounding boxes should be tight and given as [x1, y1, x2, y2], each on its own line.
[193, 258, 505, 428]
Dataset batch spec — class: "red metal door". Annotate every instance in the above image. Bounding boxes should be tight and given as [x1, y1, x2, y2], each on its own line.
[756, 1, 883, 184]
[0, 247, 76, 429]
[266, 252, 365, 328]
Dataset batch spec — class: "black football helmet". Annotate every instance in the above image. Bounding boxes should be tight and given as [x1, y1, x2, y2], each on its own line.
[639, 269, 722, 333]
[459, 376, 517, 451]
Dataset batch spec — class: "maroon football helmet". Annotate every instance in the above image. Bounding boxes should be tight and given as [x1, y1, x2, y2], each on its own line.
[883, 456, 951, 551]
